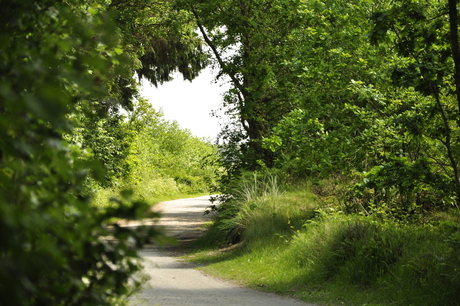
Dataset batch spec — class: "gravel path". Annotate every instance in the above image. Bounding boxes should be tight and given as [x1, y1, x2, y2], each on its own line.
[129, 196, 314, 306]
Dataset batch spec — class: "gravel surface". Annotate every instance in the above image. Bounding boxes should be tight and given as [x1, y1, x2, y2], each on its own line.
[129, 196, 315, 306]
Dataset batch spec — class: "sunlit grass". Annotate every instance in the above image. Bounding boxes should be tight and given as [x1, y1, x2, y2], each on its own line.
[90, 177, 208, 212]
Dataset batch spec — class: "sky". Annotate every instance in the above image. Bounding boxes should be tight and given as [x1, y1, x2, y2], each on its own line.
[139, 68, 230, 140]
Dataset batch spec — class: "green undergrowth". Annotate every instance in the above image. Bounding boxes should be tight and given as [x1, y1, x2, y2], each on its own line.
[185, 178, 460, 306]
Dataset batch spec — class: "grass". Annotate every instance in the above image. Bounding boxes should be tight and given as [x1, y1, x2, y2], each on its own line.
[148, 192, 209, 204]
[90, 175, 209, 212]
[183, 175, 460, 306]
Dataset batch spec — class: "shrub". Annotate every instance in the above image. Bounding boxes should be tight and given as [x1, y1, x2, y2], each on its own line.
[287, 215, 460, 305]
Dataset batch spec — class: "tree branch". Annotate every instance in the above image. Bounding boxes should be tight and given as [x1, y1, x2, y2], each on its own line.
[190, 5, 246, 107]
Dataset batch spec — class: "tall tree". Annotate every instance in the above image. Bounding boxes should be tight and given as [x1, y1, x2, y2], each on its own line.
[176, 0, 305, 169]
[263, 0, 460, 211]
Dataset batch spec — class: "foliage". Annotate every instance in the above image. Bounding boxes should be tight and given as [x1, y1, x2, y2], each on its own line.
[183, 1, 460, 304]
[127, 100, 220, 194]
[0, 1, 151, 304]
[71, 0, 210, 190]
[73, 111, 132, 188]
[0, 0, 210, 304]
[261, 0, 386, 175]
[108, 0, 208, 88]
[284, 214, 460, 305]
[175, 0, 308, 169]
[254, 0, 460, 213]
[368, 0, 460, 207]
[90, 99, 221, 210]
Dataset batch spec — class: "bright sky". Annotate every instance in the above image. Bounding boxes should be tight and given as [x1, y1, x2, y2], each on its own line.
[139, 68, 230, 141]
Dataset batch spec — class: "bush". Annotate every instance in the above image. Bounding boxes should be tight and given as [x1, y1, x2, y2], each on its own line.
[0, 1, 162, 303]
[346, 158, 456, 219]
[287, 215, 460, 305]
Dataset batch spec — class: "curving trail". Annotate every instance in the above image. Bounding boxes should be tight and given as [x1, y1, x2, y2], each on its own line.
[130, 196, 314, 306]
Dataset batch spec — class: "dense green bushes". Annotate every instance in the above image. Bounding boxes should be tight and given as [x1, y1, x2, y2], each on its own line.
[190, 0, 460, 214]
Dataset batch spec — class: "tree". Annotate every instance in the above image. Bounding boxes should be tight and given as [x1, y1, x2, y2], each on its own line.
[109, 0, 208, 88]
[367, 0, 460, 208]
[263, 0, 388, 176]
[72, 0, 209, 189]
[0, 0, 212, 303]
[263, 0, 460, 212]
[175, 0, 306, 169]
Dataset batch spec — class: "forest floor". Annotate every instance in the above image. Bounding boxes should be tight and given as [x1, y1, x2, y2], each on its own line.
[128, 196, 314, 306]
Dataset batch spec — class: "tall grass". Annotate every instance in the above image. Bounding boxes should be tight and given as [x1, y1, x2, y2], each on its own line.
[234, 172, 282, 202]
[204, 172, 318, 246]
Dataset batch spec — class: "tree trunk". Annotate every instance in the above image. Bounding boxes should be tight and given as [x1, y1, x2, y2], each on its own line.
[447, 0, 460, 207]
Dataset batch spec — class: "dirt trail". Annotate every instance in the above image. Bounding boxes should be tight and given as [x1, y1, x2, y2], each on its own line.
[129, 195, 314, 306]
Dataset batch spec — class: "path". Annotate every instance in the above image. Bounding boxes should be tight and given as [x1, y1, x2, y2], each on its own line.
[129, 196, 314, 306]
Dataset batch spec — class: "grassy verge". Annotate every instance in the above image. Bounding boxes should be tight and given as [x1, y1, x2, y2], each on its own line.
[183, 177, 460, 306]
[147, 193, 209, 205]
[90, 176, 209, 212]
